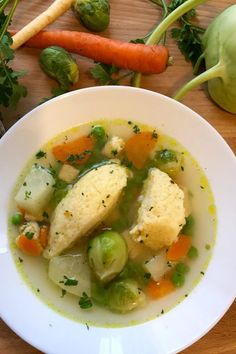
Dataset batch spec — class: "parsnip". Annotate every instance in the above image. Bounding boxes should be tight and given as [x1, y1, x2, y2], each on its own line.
[11, 0, 74, 50]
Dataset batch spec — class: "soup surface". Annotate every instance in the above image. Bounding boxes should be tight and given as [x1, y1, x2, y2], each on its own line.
[8, 119, 216, 327]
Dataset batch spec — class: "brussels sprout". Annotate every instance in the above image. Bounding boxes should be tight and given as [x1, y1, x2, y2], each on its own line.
[73, 0, 110, 32]
[108, 279, 145, 313]
[39, 46, 79, 89]
[154, 149, 182, 177]
[88, 231, 128, 283]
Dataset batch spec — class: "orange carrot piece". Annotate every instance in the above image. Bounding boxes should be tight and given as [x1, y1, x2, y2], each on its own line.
[16, 235, 43, 256]
[15, 30, 169, 75]
[166, 234, 192, 262]
[52, 135, 94, 164]
[39, 225, 49, 248]
[124, 131, 157, 169]
[147, 278, 175, 299]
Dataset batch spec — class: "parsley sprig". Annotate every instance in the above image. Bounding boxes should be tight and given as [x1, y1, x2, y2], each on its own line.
[0, 0, 27, 110]
[150, 0, 205, 65]
[167, 0, 205, 65]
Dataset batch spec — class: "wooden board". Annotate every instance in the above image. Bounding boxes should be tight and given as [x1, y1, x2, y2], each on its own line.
[0, 0, 236, 353]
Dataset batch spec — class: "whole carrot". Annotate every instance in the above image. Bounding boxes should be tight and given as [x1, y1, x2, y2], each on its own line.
[21, 31, 169, 74]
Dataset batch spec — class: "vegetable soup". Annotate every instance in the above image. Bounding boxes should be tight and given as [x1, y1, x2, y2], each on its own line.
[8, 119, 216, 327]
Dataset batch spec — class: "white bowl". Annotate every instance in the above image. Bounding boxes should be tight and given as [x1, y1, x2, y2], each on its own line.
[0, 86, 236, 354]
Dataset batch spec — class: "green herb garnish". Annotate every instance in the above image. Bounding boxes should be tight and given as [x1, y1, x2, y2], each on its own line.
[35, 150, 47, 159]
[60, 275, 78, 286]
[0, 1, 27, 111]
[25, 232, 34, 240]
[79, 292, 93, 309]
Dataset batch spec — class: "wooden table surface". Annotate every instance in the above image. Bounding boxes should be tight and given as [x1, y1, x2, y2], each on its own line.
[1, 0, 235, 353]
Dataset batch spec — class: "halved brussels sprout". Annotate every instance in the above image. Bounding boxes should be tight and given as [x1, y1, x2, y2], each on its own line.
[108, 279, 145, 313]
[39, 46, 79, 89]
[88, 231, 128, 283]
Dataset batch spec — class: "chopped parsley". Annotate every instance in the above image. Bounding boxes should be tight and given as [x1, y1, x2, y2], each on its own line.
[61, 289, 67, 298]
[67, 150, 92, 163]
[111, 149, 118, 156]
[25, 232, 34, 240]
[18, 257, 23, 263]
[152, 130, 158, 139]
[24, 190, 31, 200]
[144, 272, 151, 280]
[79, 292, 93, 309]
[133, 125, 140, 134]
[43, 211, 49, 218]
[35, 150, 47, 159]
[200, 271, 205, 275]
[59, 275, 78, 286]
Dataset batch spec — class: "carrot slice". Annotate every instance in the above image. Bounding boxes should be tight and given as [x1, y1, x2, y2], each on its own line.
[16, 235, 43, 256]
[146, 278, 175, 299]
[52, 136, 94, 165]
[124, 132, 157, 169]
[166, 234, 192, 262]
[39, 225, 49, 248]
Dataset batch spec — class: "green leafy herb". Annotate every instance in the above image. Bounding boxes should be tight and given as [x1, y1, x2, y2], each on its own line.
[0, 1, 27, 110]
[35, 150, 47, 159]
[154, 0, 205, 65]
[144, 272, 151, 280]
[133, 125, 140, 134]
[25, 231, 34, 240]
[24, 190, 32, 200]
[79, 292, 93, 309]
[59, 275, 78, 286]
[43, 211, 49, 219]
[90, 62, 132, 86]
[61, 289, 67, 298]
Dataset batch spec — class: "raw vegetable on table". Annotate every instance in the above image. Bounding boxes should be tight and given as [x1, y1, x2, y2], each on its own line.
[39, 46, 79, 91]
[174, 5, 236, 114]
[0, 0, 26, 112]
[73, 0, 110, 32]
[11, 0, 75, 50]
[18, 30, 169, 75]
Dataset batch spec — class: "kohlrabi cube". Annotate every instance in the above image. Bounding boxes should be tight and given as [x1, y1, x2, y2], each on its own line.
[15, 164, 55, 216]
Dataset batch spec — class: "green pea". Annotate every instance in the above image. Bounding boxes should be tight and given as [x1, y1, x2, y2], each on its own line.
[11, 212, 23, 225]
[176, 262, 189, 274]
[188, 246, 199, 259]
[171, 271, 185, 287]
[90, 125, 106, 140]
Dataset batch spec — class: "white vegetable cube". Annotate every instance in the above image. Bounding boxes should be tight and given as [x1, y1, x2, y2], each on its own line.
[58, 164, 79, 183]
[48, 254, 91, 296]
[144, 250, 174, 282]
[15, 164, 55, 216]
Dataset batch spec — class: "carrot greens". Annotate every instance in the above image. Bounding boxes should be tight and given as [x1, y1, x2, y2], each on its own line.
[0, 0, 27, 110]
